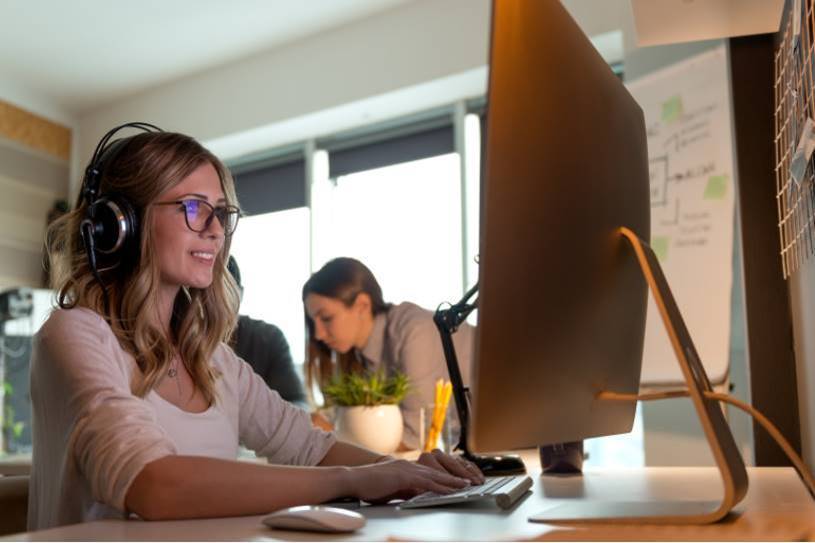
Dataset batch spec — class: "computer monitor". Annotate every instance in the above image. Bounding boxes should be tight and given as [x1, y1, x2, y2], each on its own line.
[470, 0, 748, 523]
[472, 0, 650, 454]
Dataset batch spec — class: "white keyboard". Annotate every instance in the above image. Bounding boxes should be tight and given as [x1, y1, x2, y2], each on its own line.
[399, 475, 533, 510]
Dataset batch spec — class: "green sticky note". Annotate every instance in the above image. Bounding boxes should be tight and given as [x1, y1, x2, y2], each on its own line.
[651, 236, 670, 262]
[704, 175, 728, 200]
[661, 95, 683, 123]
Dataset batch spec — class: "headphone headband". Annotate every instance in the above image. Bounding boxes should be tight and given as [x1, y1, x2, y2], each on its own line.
[82, 122, 164, 209]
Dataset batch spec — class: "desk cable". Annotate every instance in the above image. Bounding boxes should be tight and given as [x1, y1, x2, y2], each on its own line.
[597, 389, 815, 498]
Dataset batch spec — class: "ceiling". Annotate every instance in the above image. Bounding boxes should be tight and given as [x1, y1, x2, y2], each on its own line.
[0, 0, 410, 118]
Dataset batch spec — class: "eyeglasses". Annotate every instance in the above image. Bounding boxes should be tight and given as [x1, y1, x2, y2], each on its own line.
[153, 198, 241, 236]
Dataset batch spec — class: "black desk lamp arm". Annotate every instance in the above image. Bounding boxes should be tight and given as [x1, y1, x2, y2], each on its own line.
[433, 282, 479, 457]
[433, 284, 570, 476]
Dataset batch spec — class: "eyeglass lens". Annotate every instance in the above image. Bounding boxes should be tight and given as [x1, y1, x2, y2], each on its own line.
[183, 199, 239, 234]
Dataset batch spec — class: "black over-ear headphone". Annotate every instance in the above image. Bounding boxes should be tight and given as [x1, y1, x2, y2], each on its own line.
[79, 122, 163, 287]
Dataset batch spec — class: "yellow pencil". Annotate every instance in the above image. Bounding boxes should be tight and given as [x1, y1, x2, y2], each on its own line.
[434, 379, 443, 409]
[441, 382, 452, 412]
[425, 380, 444, 451]
[434, 381, 452, 447]
[426, 380, 453, 452]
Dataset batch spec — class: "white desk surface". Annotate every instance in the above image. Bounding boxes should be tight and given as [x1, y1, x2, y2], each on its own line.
[5, 464, 815, 541]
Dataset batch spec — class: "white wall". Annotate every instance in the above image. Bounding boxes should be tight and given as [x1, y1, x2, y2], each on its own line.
[74, 0, 643, 197]
[0, 139, 69, 289]
[562, 0, 638, 52]
[0, 81, 76, 129]
[75, 0, 493, 194]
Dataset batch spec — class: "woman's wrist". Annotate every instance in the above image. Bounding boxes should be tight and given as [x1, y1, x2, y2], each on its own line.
[330, 465, 355, 497]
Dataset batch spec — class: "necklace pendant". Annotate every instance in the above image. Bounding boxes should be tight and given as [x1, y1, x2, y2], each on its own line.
[168, 368, 178, 378]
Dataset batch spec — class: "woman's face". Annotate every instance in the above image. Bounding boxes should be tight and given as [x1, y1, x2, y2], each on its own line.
[304, 292, 371, 353]
[152, 162, 226, 292]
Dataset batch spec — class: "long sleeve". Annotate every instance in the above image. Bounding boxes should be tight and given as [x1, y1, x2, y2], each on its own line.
[29, 308, 177, 529]
[221, 346, 335, 465]
[393, 315, 452, 448]
[368, 302, 474, 450]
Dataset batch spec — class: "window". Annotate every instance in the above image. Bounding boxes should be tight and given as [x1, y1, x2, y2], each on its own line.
[229, 208, 310, 365]
[314, 153, 464, 310]
[311, 117, 465, 309]
[229, 154, 310, 365]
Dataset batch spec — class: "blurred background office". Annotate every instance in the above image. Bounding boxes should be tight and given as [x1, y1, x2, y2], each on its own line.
[0, 0, 810, 478]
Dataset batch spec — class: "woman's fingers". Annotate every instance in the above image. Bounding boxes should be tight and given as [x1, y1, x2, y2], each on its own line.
[413, 460, 470, 488]
[416, 451, 445, 471]
[350, 456, 473, 504]
[373, 460, 467, 497]
[401, 464, 470, 500]
[451, 454, 485, 484]
[418, 450, 485, 485]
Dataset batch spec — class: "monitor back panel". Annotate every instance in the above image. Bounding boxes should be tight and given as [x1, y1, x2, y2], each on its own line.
[471, 0, 651, 452]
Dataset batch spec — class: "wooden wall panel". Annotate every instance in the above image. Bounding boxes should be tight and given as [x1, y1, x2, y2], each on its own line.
[0, 100, 71, 161]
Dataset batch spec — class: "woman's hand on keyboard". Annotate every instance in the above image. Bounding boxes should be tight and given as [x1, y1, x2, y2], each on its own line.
[344, 458, 470, 504]
[417, 449, 485, 486]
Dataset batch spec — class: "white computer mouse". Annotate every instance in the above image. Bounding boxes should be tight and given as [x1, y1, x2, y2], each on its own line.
[262, 505, 366, 533]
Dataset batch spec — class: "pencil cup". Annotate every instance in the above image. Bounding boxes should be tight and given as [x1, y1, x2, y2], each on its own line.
[420, 403, 455, 453]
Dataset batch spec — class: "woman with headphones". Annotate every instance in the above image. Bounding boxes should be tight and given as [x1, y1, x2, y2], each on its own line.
[30, 125, 483, 530]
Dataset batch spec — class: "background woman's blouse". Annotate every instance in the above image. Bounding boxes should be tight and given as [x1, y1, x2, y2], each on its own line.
[28, 308, 335, 530]
[358, 302, 474, 448]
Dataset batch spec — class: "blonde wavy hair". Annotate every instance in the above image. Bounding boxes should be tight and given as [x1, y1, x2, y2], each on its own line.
[47, 131, 241, 405]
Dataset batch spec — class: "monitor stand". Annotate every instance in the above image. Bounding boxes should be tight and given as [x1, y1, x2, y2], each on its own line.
[529, 227, 748, 524]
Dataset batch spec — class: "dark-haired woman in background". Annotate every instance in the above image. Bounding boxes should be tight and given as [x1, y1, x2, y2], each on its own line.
[303, 257, 475, 449]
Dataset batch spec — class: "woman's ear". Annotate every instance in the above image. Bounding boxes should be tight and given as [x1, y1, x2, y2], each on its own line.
[353, 292, 372, 317]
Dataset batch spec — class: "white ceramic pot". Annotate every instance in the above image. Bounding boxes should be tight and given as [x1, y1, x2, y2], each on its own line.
[335, 404, 403, 454]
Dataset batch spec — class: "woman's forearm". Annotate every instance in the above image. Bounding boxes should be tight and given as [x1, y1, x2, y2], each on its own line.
[125, 455, 351, 520]
[126, 444, 477, 520]
[318, 441, 390, 466]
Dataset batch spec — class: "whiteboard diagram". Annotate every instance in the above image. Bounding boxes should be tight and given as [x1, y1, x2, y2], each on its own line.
[627, 46, 736, 385]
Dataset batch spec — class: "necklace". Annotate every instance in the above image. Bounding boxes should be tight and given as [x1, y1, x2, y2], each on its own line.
[167, 357, 183, 399]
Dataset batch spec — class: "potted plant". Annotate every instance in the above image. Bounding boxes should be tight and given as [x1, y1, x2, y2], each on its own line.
[323, 370, 409, 454]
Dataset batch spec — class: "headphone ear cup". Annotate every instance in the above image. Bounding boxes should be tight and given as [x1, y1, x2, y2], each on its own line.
[87, 194, 139, 258]
[78, 123, 162, 291]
